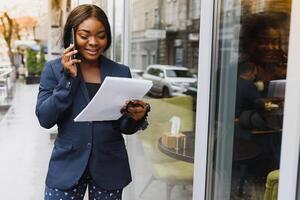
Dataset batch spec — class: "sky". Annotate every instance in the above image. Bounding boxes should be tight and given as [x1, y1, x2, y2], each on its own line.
[0, 0, 44, 17]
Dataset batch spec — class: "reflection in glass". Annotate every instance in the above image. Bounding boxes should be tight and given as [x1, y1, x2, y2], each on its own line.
[166, 69, 194, 78]
[207, 0, 291, 200]
[128, 0, 200, 199]
[92, 0, 124, 62]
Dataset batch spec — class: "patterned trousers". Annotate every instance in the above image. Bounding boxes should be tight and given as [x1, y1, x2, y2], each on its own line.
[44, 170, 123, 200]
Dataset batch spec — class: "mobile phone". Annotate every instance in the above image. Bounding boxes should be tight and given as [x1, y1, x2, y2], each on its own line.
[70, 27, 77, 59]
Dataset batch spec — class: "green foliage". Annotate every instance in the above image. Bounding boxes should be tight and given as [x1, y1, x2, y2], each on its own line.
[38, 47, 46, 73]
[26, 49, 37, 76]
[26, 46, 46, 76]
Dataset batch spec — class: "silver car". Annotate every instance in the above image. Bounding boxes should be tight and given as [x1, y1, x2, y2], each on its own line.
[142, 65, 197, 97]
[130, 69, 144, 79]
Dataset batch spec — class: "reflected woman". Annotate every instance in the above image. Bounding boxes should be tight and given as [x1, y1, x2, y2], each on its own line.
[36, 4, 150, 200]
[240, 13, 289, 95]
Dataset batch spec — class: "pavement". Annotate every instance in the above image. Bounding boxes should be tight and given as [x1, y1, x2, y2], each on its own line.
[0, 82, 52, 200]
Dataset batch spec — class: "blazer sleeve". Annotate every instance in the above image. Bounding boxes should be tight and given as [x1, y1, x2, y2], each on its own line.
[35, 61, 80, 129]
[117, 115, 149, 135]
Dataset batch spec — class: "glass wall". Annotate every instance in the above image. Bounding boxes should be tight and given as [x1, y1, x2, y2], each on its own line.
[206, 0, 291, 199]
[127, 0, 200, 199]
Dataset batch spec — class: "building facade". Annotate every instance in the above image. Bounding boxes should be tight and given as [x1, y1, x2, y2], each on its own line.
[131, 0, 200, 71]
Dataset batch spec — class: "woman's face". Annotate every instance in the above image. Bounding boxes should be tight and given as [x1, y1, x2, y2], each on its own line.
[75, 17, 108, 61]
[251, 28, 282, 65]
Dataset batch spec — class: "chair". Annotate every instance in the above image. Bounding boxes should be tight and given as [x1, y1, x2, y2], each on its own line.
[139, 139, 194, 200]
[138, 96, 194, 199]
[264, 170, 279, 200]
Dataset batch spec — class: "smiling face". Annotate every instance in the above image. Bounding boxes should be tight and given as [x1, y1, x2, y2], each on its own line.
[250, 28, 282, 65]
[75, 17, 108, 62]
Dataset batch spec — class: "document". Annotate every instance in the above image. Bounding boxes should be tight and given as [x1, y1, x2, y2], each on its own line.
[74, 76, 153, 122]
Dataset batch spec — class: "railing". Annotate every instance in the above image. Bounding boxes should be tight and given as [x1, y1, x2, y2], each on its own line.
[0, 65, 14, 104]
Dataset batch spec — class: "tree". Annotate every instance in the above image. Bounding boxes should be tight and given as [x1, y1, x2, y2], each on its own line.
[0, 12, 14, 64]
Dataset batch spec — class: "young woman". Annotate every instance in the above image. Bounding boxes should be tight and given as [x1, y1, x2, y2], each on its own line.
[240, 13, 288, 88]
[36, 4, 150, 200]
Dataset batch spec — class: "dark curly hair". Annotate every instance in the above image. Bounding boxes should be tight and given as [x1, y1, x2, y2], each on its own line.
[240, 12, 289, 54]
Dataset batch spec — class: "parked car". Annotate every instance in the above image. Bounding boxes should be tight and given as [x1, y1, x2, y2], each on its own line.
[130, 69, 144, 79]
[184, 81, 197, 97]
[184, 81, 198, 111]
[142, 65, 197, 97]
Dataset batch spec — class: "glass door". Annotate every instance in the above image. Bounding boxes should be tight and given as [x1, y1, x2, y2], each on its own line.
[125, 0, 201, 199]
[197, 0, 293, 199]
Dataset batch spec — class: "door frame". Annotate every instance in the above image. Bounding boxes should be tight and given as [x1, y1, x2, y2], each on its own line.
[194, 0, 300, 199]
[278, 0, 300, 199]
[192, 0, 214, 199]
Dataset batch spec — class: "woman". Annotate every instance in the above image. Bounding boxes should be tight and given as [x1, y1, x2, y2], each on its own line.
[235, 61, 263, 119]
[36, 4, 150, 200]
[233, 13, 288, 174]
[240, 13, 288, 96]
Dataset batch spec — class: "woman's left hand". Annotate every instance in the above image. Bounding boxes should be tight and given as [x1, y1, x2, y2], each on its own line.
[121, 100, 149, 121]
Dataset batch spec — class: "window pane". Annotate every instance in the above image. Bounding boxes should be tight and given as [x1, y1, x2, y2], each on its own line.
[207, 0, 291, 199]
[128, 0, 200, 199]
[93, 0, 124, 62]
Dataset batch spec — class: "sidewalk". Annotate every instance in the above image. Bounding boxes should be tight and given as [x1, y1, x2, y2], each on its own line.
[0, 82, 52, 199]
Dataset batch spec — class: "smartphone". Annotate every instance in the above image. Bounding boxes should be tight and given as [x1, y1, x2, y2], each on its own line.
[70, 27, 77, 59]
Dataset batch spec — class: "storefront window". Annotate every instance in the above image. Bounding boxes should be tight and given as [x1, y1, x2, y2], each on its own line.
[128, 0, 200, 199]
[92, 0, 124, 62]
[207, 0, 291, 199]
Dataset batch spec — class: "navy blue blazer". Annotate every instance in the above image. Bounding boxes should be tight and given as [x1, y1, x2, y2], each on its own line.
[36, 56, 140, 190]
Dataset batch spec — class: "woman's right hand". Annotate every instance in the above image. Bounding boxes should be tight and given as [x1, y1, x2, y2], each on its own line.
[61, 44, 81, 78]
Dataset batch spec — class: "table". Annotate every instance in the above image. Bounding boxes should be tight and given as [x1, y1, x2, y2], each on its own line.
[158, 131, 195, 163]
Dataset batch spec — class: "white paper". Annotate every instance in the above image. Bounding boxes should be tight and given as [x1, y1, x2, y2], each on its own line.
[74, 76, 153, 122]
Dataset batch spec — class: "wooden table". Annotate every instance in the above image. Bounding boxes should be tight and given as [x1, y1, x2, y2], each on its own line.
[158, 131, 195, 163]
